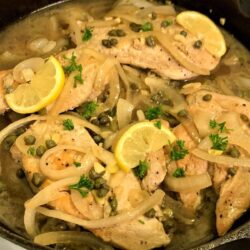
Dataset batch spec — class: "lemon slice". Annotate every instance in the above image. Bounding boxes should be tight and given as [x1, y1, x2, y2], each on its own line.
[176, 11, 226, 57]
[5, 56, 65, 114]
[114, 121, 176, 172]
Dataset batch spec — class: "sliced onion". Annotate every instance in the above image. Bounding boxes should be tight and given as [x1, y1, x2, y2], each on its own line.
[36, 189, 165, 229]
[34, 231, 114, 250]
[24, 208, 37, 237]
[13, 58, 44, 83]
[40, 145, 95, 180]
[117, 98, 134, 129]
[192, 148, 250, 168]
[0, 115, 45, 145]
[164, 173, 212, 192]
[137, 5, 176, 18]
[155, 31, 209, 75]
[25, 177, 79, 209]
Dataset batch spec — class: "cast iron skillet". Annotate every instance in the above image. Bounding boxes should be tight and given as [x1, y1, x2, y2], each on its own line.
[0, 0, 249, 249]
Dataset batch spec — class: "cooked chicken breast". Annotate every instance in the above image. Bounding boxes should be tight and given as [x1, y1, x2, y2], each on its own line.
[216, 168, 250, 236]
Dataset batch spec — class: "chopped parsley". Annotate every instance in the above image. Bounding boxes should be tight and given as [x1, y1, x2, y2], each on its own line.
[170, 140, 189, 161]
[209, 134, 228, 151]
[209, 119, 228, 133]
[73, 162, 81, 168]
[173, 167, 185, 178]
[133, 160, 149, 180]
[79, 101, 98, 119]
[141, 22, 153, 32]
[68, 175, 94, 197]
[145, 106, 163, 120]
[27, 146, 36, 156]
[82, 27, 93, 41]
[63, 119, 74, 131]
[63, 54, 84, 88]
[154, 120, 162, 129]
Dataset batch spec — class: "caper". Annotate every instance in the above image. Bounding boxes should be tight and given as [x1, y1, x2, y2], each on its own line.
[130, 83, 139, 91]
[108, 195, 118, 211]
[94, 177, 106, 189]
[162, 218, 176, 233]
[45, 139, 57, 149]
[36, 145, 46, 157]
[144, 208, 156, 218]
[93, 135, 103, 144]
[32, 172, 45, 187]
[240, 114, 249, 122]
[161, 20, 173, 28]
[108, 29, 118, 36]
[110, 38, 118, 46]
[91, 118, 100, 126]
[24, 135, 36, 145]
[89, 167, 105, 180]
[16, 168, 25, 179]
[177, 109, 188, 118]
[193, 40, 202, 49]
[96, 185, 110, 198]
[108, 29, 126, 37]
[145, 36, 156, 47]
[227, 167, 237, 176]
[102, 39, 112, 48]
[228, 146, 241, 158]
[98, 113, 110, 126]
[15, 127, 26, 136]
[202, 94, 212, 101]
[180, 30, 187, 37]
[130, 22, 142, 32]
[2, 134, 17, 150]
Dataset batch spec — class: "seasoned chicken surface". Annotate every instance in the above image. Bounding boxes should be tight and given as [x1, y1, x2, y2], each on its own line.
[216, 169, 250, 236]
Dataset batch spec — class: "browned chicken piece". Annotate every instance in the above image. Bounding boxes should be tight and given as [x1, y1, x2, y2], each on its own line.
[142, 149, 167, 192]
[169, 124, 208, 211]
[187, 90, 250, 137]
[79, 18, 220, 80]
[216, 168, 250, 236]
[94, 217, 170, 250]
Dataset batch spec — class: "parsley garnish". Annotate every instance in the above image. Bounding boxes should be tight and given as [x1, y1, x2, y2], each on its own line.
[63, 54, 84, 88]
[209, 134, 228, 151]
[209, 119, 228, 133]
[73, 162, 81, 168]
[82, 27, 93, 41]
[170, 140, 189, 161]
[173, 167, 185, 178]
[27, 146, 36, 156]
[68, 175, 94, 197]
[133, 160, 149, 180]
[63, 119, 74, 131]
[80, 101, 98, 119]
[154, 120, 162, 129]
[145, 106, 163, 120]
[141, 22, 153, 32]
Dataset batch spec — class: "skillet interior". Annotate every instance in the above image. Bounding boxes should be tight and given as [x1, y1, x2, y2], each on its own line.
[0, 0, 249, 249]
